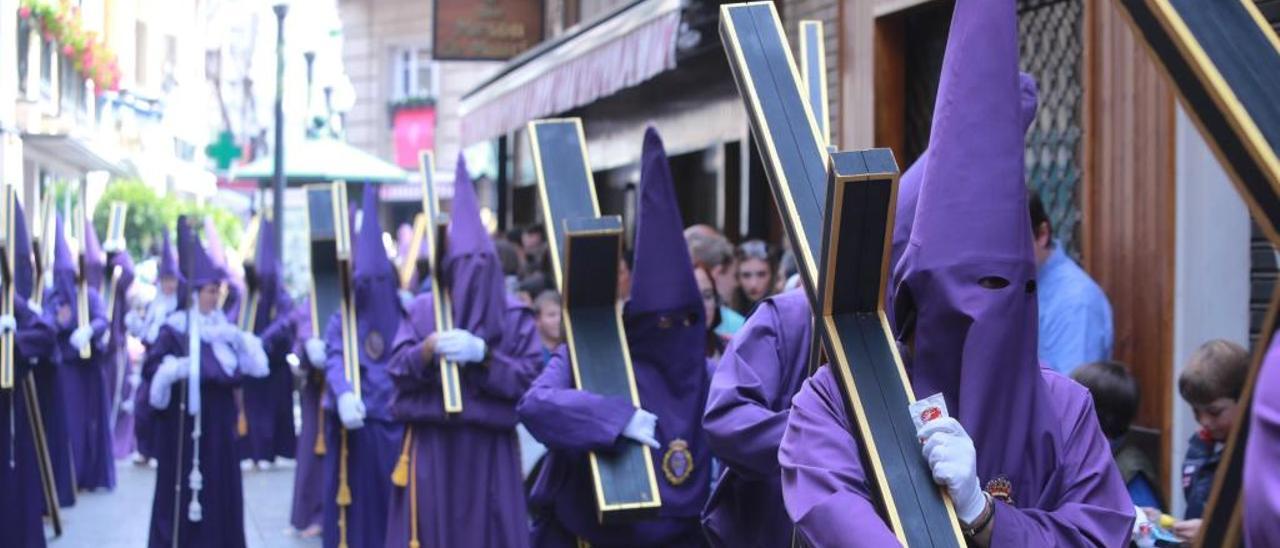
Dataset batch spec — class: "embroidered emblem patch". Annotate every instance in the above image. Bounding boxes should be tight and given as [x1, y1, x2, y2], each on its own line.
[985, 475, 1014, 505]
[364, 331, 385, 360]
[662, 438, 694, 486]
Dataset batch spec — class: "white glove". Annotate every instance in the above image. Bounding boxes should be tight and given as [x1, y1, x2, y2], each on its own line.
[149, 356, 190, 409]
[0, 314, 15, 335]
[920, 417, 987, 524]
[70, 325, 94, 352]
[27, 300, 42, 316]
[436, 329, 486, 364]
[622, 409, 660, 449]
[305, 338, 327, 367]
[398, 289, 415, 311]
[121, 399, 135, 414]
[337, 391, 366, 430]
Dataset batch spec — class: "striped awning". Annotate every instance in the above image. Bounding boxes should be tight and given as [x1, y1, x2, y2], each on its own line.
[459, 0, 684, 145]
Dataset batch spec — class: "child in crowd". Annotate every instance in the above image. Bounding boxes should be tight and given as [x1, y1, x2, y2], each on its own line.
[1143, 339, 1249, 541]
[532, 289, 562, 365]
[1071, 361, 1161, 508]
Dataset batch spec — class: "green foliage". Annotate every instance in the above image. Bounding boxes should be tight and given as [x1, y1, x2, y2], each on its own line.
[92, 179, 240, 259]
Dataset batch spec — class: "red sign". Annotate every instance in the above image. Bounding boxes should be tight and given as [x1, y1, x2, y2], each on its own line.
[393, 106, 436, 169]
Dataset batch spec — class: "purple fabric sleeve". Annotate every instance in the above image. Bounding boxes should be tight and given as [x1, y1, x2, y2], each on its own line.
[516, 345, 636, 453]
[779, 367, 902, 548]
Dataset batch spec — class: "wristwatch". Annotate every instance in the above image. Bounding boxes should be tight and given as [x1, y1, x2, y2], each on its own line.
[962, 492, 995, 537]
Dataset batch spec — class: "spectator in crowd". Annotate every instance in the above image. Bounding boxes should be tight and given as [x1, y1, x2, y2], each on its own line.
[1072, 361, 1161, 509]
[734, 239, 778, 316]
[687, 230, 746, 335]
[1153, 339, 1250, 542]
[1032, 194, 1114, 375]
[516, 273, 549, 307]
[533, 290, 563, 365]
[494, 237, 523, 295]
[694, 265, 728, 362]
[521, 223, 546, 258]
[617, 249, 633, 303]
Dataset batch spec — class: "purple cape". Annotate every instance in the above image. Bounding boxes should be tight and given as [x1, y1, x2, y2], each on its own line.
[517, 128, 711, 546]
[701, 289, 812, 547]
[1245, 336, 1280, 545]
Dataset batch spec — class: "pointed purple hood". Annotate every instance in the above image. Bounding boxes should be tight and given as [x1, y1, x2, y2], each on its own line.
[158, 228, 180, 281]
[83, 215, 106, 290]
[896, 0, 1053, 506]
[50, 214, 78, 310]
[889, 72, 1039, 322]
[254, 217, 282, 295]
[181, 217, 225, 290]
[622, 128, 711, 516]
[12, 199, 34, 300]
[444, 154, 507, 345]
[628, 127, 703, 317]
[353, 186, 401, 361]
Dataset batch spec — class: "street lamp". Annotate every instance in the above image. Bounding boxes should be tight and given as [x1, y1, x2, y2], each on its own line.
[271, 2, 288, 254]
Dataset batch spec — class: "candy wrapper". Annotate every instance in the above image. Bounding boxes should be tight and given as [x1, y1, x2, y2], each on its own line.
[909, 393, 949, 434]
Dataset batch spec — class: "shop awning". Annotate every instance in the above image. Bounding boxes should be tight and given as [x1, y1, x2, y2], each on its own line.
[459, 0, 685, 145]
[23, 132, 127, 175]
[232, 137, 409, 185]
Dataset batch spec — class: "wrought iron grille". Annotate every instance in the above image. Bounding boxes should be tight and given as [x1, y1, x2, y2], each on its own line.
[902, 0, 1085, 259]
[1019, 0, 1084, 259]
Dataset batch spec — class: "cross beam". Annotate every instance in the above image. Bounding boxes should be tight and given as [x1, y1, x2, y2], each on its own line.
[415, 151, 463, 414]
[1113, 1, 1280, 546]
[528, 118, 662, 523]
[721, 3, 964, 545]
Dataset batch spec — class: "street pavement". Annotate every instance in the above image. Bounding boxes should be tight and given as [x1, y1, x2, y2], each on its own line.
[49, 459, 319, 548]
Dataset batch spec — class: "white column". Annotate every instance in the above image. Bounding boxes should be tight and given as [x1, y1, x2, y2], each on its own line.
[1171, 104, 1251, 516]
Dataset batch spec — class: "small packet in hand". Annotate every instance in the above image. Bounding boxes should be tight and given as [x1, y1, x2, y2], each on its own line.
[909, 393, 949, 441]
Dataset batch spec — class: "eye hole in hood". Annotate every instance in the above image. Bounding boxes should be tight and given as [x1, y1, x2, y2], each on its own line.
[978, 276, 1010, 290]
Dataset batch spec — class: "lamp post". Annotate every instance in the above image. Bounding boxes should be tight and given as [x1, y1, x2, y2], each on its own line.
[272, 3, 288, 254]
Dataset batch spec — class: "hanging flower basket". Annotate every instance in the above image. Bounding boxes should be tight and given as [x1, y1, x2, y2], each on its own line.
[18, 0, 121, 93]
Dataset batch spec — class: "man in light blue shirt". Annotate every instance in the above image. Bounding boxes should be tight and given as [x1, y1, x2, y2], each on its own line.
[1032, 195, 1114, 374]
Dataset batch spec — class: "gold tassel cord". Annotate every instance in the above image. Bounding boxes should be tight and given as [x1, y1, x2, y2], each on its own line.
[313, 378, 327, 456]
[237, 412, 248, 437]
[337, 427, 352, 548]
[392, 428, 413, 488]
[409, 426, 420, 548]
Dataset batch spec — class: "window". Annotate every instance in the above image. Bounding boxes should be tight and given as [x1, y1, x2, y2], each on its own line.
[40, 36, 54, 100]
[391, 47, 437, 101]
[17, 16, 30, 95]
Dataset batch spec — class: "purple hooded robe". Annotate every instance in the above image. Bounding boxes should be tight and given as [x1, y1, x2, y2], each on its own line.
[1244, 335, 1280, 546]
[518, 128, 712, 547]
[320, 187, 406, 548]
[288, 296, 325, 532]
[143, 217, 269, 548]
[83, 216, 107, 293]
[45, 214, 115, 491]
[238, 218, 298, 463]
[384, 155, 542, 547]
[108, 248, 138, 458]
[0, 197, 58, 548]
[703, 73, 1041, 548]
[134, 229, 181, 461]
[778, 1, 1133, 546]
